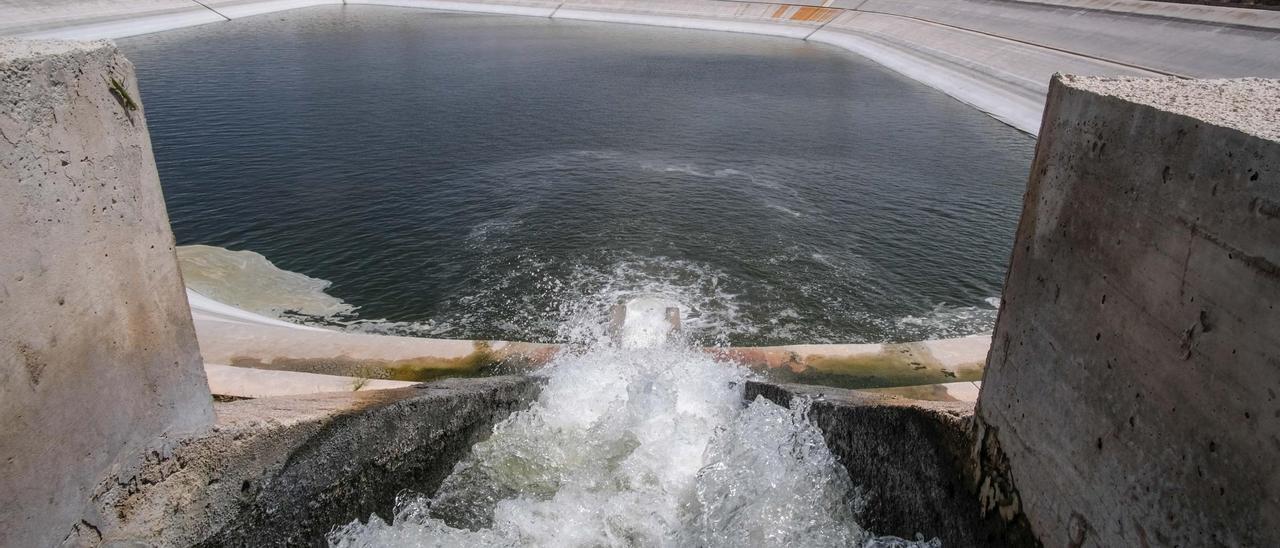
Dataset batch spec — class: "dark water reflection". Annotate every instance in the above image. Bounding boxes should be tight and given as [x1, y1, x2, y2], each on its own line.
[121, 6, 1034, 345]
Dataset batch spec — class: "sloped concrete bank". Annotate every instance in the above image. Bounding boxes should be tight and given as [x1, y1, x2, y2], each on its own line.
[4, 0, 1279, 134]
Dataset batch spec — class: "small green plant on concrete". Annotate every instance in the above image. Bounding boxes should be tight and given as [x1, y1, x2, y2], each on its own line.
[351, 377, 370, 391]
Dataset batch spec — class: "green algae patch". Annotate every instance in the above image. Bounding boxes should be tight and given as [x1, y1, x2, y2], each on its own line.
[226, 344, 488, 382]
[382, 342, 495, 381]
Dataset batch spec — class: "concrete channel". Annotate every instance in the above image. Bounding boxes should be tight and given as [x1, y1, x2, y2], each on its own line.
[3, 0, 1279, 134]
[2, 2, 1280, 546]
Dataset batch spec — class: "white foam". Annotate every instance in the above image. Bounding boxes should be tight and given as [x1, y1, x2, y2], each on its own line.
[186, 288, 331, 331]
[894, 301, 999, 341]
[328, 302, 939, 547]
[619, 296, 679, 348]
[178, 245, 356, 320]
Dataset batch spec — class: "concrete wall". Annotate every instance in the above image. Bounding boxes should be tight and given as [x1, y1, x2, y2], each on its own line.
[99, 376, 539, 545]
[2, 0, 1277, 134]
[746, 380, 1035, 546]
[0, 39, 214, 547]
[978, 76, 1280, 546]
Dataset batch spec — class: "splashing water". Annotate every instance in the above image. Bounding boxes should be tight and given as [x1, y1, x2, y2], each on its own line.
[327, 299, 940, 548]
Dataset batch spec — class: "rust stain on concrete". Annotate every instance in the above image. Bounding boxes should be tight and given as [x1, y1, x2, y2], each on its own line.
[791, 7, 836, 22]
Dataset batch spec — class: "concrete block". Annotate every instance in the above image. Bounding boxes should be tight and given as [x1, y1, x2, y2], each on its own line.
[0, 39, 214, 547]
[978, 75, 1280, 546]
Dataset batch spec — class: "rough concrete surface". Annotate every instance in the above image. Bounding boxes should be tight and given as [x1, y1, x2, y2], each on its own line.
[1064, 75, 1280, 140]
[0, 38, 214, 548]
[97, 375, 540, 546]
[833, 0, 1280, 78]
[979, 75, 1280, 546]
[745, 381, 1035, 547]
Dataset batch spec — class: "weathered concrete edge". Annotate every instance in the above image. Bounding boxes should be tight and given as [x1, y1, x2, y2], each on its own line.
[721, 334, 990, 388]
[94, 375, 541, 546]
[0, 38, 217, 548]
[197, 305, 993, 387]
[745, 380, 1039, 546]
[976, 74, 1280, 546]
[204, 363, 419, 398]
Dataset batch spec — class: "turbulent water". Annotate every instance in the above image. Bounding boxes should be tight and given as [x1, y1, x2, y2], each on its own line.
[327, 304, 939, 547]
[119, 6, 1035, 346]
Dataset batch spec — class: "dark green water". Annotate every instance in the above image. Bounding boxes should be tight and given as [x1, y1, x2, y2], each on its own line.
[120, 5, 1034, 346]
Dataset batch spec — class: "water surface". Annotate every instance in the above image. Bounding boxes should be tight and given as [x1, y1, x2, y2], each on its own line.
[120, 6, 1035, 345]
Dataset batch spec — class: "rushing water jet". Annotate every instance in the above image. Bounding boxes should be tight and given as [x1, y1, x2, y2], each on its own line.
[327, 298, 940, 547]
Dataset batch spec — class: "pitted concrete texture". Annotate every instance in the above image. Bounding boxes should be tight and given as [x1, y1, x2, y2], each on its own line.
[1063, 75, 1280, 140]
[745, 381, 1035, 547]
[96, 375, 540, 546]
[978, 75, 1280, 546]
[0, 39, 214, 548]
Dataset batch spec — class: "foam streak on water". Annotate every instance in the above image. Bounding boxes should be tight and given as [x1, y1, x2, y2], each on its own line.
[123, 8, 1035, 347]
[327, 301, 939, 548]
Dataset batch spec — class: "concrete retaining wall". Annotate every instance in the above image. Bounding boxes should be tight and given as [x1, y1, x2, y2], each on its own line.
[99, 376, 540, 545]
[746, 380, 1035, 546]
[977, 76, 1280, 546]
[3, 0, 1277, 134]
[0, 39, 214, 547]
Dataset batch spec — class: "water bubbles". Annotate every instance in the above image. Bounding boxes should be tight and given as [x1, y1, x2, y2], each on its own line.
[892, 300, 1001, 341]
[327, 303, 939, 547]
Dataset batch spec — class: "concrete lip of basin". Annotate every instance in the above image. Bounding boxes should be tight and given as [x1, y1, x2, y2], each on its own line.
[193, 299, 993, 395]
[106, 373, 1002, 546]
